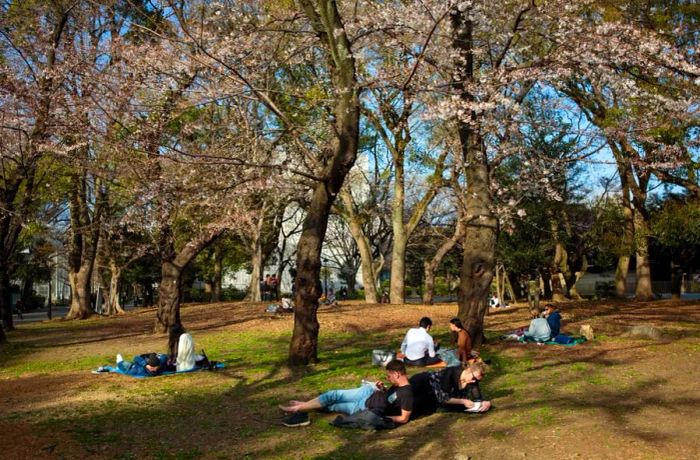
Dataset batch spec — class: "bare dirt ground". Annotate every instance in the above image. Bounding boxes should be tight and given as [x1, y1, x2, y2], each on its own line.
[1, 298, 699, 459]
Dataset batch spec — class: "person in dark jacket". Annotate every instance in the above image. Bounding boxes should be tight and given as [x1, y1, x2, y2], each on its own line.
[543, 304, 562, 339]
[409, 361, 491, 418]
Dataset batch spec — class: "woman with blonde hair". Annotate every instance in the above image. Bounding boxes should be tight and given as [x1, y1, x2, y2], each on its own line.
[409, 361, 491, 417]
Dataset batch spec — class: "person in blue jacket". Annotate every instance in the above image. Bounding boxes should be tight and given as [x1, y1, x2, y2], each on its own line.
[543, 304, 562, 339]
[96, 352, 168, 377]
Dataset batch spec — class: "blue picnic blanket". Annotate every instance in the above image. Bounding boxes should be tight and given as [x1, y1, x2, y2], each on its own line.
[94, 362, 225, 378]
[519, 334, 586, 346]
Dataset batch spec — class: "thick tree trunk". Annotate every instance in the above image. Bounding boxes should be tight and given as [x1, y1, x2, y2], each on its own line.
[291, 0, 359, 365]
[634, 213, 654, 299]
[156, 260, 182, 332]
[155, 228, 224, 332]
[452, 4, 497, 347]
[66, 268, 92, 319]
[246, 237, 263, 302]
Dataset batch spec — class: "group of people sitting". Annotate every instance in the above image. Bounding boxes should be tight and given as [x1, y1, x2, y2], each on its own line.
[94, 324, 211, 377]
[280, 315, 490, 428]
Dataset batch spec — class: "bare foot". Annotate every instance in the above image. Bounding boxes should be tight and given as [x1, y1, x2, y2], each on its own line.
[279, 403, 300, 413]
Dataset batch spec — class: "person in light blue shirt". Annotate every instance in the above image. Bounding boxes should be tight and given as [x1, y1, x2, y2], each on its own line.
[523, 308, 551, 342]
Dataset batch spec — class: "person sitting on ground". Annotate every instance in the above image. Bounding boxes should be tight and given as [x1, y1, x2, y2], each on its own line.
[96, 352, 167, 377]
[449, 318, 473, 365]
[523, 307, 552, 342]
[279, 360, 413, 427]
[280, 296, 294, 312]
[543, 304, 562, 339]
[401, 317, 442, 366]
[409, 361, 492, 417]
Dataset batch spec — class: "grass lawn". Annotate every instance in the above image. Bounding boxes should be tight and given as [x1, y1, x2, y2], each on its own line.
[1, 299, 700, 459]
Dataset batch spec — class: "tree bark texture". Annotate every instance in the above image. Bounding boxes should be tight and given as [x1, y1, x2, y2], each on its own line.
[290, 0, 360, 365]
[451, 4, 498, 347]
[65, 173, 103, 320]
[633, 211, 654, 300]
[155, 227, 224, 332]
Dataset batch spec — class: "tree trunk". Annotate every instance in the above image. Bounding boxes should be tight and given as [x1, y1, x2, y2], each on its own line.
[389, 226, 407, 304]
[615, 255, 631, 298]
[66, 268, 92, 319]
[213, 254, 222, 302]
[569, 255, 588, 300]
[108, 261, 125, 314]
[340, 190, 379, 303]
[422, 218, 465, 304]
[452, 4, 497, 347]
[156, 260, 182, 332]
[65, 172, 102, 320]
[634, 212, 654, 300]
[290, 0, 360, 365]
[246, 237, 263, 302]
[0, 271, 12, 338]
[155, 227, 225, 332]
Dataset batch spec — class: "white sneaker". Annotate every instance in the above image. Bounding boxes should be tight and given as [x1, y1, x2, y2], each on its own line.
[116, 353, 123, 364]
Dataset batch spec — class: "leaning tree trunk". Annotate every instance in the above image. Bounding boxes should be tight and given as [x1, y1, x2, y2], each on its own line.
[340, 191, 379, 303]
[290, 0, 360, 365]
[423, 218, 465, 304]
[155, 228, 225, 332]
[452, 4, 497, 348]
[107, 261, 125, 314]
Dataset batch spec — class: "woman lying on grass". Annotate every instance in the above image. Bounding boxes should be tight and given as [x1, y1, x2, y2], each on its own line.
[409, 361, 491, 418]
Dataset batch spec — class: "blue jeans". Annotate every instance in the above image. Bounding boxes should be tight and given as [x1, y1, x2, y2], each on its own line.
[318, 383, 376, 415]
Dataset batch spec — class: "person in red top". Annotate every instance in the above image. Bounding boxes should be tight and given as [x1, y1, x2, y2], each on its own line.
[449, 318, 473, 365]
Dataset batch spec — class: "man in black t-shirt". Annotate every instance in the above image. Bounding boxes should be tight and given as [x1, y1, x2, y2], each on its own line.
[280, 360, 413, 426]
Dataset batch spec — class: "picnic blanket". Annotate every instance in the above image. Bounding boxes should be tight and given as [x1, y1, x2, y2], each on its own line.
[519, 334, 587, 346]
[93, 362, 225, 378]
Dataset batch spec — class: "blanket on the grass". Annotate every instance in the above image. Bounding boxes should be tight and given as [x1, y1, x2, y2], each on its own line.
[93, 362, 225, 378]
[520, 334, 586, 346]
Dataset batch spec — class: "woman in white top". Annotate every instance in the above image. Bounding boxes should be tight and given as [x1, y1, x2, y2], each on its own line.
[176, 332, 196, 371]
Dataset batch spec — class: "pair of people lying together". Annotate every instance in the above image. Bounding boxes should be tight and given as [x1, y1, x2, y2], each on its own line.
[95, 324, 208, 377]
[279, 360, 491, 428]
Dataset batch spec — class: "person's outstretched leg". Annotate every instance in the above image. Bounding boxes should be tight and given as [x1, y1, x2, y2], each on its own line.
[280, 385, 374, 415]
[279, 397, 324, 413]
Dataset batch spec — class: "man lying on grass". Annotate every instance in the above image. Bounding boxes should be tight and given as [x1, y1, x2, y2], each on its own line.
[279, 360, 413, 427]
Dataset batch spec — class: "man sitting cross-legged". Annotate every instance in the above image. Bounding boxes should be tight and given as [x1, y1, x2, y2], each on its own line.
[279, 360, 413, 427]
